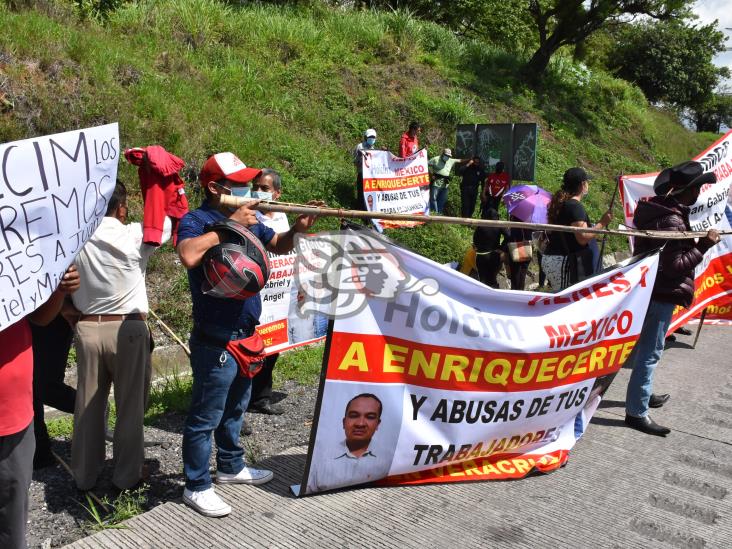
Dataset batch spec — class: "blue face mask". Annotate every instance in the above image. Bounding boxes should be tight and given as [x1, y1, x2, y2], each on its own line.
[230, 186, 251, 198]
[251, 190, 274, 201]
[366, 137, 376, 146]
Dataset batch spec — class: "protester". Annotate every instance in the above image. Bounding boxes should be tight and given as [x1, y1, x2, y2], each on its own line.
[541, 168, 612, 290]
[0, 266, 79, 549]
[506, 215, 532, 290]
[481, 161, 510, 216]
[458, 156, 485, 218]
[427, 148, 465, 214]
[473, 208, 509, 289]
[177, 152, 321, 518]
[31, 313, 76, 470]
[70, 180, 167, 492]
[248, 168, 286, 416]
[352, 128, 378, 208]
[625, 161, 720, 436]
[398, 121, 421, 158]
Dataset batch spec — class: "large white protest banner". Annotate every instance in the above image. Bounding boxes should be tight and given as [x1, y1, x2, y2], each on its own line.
[620, 130, 732, 328]
[291, 231, 657, 495]
[0, 124, 119, 330]
[362, 149, 430, 232]
[255, 213, 327, 354]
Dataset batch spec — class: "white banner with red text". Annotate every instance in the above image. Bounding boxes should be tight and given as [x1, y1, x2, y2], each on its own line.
[0, 124, 119, 331]
[619, 130, 732, 328]
[362, 149, 430, 231]
[293, 231, 658, 495]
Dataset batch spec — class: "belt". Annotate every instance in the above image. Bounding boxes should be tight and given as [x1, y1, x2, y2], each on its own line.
[79, 313, 147, 322]
[192, 326, 253, 348]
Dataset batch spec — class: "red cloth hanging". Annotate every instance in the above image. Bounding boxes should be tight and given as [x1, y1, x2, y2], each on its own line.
[124, 145, 189, 246]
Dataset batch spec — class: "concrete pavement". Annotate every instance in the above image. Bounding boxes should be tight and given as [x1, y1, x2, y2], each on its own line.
[65, 325, 732, 548]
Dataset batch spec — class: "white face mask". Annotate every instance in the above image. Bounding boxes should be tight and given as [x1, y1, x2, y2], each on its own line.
[231, 186, 251, 198]
[251, 190, 274, 201]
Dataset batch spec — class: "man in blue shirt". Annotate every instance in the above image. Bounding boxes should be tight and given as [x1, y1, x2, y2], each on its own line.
[177, 152, 320, 517]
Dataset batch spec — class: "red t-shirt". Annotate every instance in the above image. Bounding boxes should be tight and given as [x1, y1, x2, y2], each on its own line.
[0, 319, 33, 436]
[486, 172, 510, 198]
[399, 133, 419, 158]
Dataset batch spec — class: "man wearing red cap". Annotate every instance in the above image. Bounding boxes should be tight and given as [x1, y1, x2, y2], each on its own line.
[625, 160, 721, 436]
[176, 152, 320, 517]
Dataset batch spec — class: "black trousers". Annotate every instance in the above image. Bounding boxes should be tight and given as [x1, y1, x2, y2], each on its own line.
[461, 184, 479, 218]
[476, 251, 503, 289]
[356, 172, 365, 209]
[509, 259, 529, 290]
[31, 315, 75, 457]
[250, 354, 279, 407]
[0, 422, 34, 549]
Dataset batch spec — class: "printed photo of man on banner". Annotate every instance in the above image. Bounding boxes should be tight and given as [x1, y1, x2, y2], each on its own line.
[292, 231, 660, 496]
[620, 130, 732, 329]
[362, 149, 430, 232]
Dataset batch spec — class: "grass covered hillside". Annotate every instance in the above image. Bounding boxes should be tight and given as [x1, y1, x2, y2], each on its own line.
[0, 0, 721, 333]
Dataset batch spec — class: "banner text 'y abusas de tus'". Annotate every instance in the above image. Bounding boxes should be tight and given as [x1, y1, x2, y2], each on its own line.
[292, 231, 658, 495]
[362, 149, 430, 232]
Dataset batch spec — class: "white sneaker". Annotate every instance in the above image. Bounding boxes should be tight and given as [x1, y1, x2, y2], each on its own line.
[216, 466, 274, 486]
[183, 487, 231, 518]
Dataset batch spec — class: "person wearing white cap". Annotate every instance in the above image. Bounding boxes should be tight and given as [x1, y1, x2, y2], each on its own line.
[427, 148, 466, 214]
[176, 152, 323, 517]
[353, 128, 378, 208]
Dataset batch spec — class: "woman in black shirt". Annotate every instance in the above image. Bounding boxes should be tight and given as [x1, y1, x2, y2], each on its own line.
[541, 168, 612, 290]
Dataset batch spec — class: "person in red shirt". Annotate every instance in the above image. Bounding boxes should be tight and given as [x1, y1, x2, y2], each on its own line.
[398, 121, 422, 158]
[481, 161, 511, 217]
[0, 266, 80, 549]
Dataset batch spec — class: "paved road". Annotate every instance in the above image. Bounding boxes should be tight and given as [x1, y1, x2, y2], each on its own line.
[66, 325, 732, 548]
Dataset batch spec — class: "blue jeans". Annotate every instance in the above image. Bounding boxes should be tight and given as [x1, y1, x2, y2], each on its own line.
[431, 185, 449, 214]
[182, 325, 253, 491]
[625, 300, 675, 418]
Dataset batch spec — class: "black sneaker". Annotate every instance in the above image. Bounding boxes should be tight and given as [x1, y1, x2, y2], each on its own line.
[248, 402, 285, 416]
[675, 327, 693, 336]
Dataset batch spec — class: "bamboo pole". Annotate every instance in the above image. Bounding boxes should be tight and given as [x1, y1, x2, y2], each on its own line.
[52, 450, 111, 513]
[149, 309, 190, 357]
[595, 173, 621, 272]
[217, 195, 731, 240]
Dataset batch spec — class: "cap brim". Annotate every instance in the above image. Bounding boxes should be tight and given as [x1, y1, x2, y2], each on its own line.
[227, 167, 262, 184]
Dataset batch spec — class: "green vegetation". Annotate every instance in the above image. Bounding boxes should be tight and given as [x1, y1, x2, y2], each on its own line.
[83, 486, 147, 531]
[0, 0, 722, 337]
[273, 343, 325, 387]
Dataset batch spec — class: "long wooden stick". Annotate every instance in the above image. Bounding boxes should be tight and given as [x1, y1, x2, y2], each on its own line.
[595, 173, 621, 272]
[217, 195, 731, 240]
[691, 307, 708, 350]
[52, 450, 111, 514]
[149, 309, 190, 357]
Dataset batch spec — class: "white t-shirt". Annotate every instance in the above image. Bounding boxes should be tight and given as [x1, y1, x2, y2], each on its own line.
[72, 216, 171, 314]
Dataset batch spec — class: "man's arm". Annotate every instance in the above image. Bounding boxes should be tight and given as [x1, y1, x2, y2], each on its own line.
[266, 200, 325, 255]
[177, 202, 260, 269]
[660, 228, 719, 276]
[29, 265, 80, 326]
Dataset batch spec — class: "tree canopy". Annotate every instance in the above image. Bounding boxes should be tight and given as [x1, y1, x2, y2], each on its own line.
[608, 20, 729, 116]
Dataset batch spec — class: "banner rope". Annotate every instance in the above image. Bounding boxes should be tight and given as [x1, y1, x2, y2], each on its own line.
[217, 195, 732, 240]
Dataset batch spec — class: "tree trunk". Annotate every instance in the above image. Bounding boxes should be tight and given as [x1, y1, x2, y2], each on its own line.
[523, 44, 556, 81]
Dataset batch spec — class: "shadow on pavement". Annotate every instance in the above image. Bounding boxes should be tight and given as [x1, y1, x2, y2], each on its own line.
[589, 416, 626, 428]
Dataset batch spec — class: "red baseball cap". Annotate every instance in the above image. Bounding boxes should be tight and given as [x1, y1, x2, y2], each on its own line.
[199, 152, 262, 186]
